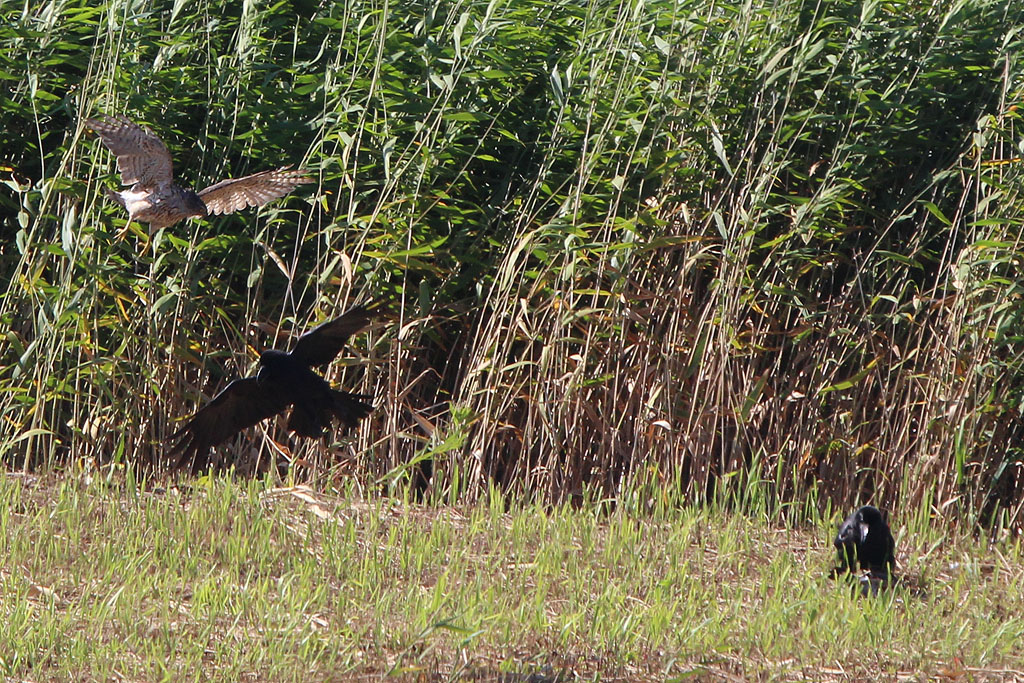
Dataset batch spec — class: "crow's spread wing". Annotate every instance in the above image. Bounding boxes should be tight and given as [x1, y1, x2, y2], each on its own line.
[288, 305, 377, 368]
[197, 167, 313, 215]
[84, 115, 174, 189]
[168, 377, 289, 471]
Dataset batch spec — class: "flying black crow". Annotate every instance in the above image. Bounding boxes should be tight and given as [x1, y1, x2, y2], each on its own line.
[169, 304, 380, 472]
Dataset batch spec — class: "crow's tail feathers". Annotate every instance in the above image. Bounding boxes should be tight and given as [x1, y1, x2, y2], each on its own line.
[330, 390, 374, 431]
[286, 391, 373, 438]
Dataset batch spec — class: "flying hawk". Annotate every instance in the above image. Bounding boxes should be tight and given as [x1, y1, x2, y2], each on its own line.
[84, 114, 313, 235]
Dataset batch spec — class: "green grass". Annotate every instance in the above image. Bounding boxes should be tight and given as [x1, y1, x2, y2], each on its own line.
[2, 472, 1022, 681]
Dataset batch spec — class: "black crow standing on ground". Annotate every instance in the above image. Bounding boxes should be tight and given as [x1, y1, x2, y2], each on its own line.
[831, 505, 897, 595]
[169, 304, 380, 472]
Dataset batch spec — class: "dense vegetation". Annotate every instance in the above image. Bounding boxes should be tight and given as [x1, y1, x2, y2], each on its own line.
[1, 0, 1023, 529]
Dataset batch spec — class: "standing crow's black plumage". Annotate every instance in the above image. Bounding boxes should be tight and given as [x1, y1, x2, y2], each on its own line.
[831, 505, 897, 596]
[169, 304, 379, 472]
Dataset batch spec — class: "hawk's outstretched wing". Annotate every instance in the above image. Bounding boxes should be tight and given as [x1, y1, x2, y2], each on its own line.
[198, 167, 314, 216]
[168, 377, 289, 471]
[289, 305, 378, 368]
[84, 115, 174, 189]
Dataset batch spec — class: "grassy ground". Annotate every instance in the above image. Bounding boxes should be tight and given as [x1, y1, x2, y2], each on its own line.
[1, 471, 1022, 681]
